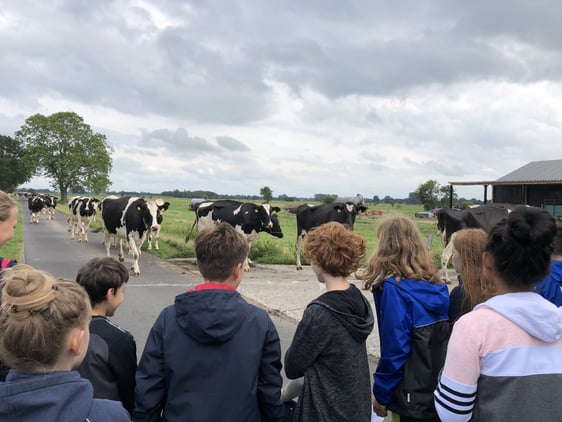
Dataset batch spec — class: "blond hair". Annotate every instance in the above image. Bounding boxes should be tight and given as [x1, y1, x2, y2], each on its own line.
[0, 265, 91, 371]
[453, 228, 496, 309]
[304, 221, 366, 277]
[0, 190, 17, 223]
[358, 216, 440, 290]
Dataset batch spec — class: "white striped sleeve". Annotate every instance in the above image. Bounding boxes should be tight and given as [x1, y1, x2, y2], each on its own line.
[434, 374, 477, 422]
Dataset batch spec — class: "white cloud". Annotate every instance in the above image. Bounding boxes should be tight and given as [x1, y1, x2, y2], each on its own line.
[2, 0, 562, 200]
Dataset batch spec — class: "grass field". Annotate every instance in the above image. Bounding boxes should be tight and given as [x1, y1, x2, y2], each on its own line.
[3, 197, 446, 269]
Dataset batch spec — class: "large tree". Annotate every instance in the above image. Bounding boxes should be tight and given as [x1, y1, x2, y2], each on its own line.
[414, 179, 457, 210]
[16, 112, 112, 202]
[0, 134, 35, 192]
[260, 186, 273, 202]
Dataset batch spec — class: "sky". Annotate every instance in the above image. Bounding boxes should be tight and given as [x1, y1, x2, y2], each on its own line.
[1, 0, 561, 200]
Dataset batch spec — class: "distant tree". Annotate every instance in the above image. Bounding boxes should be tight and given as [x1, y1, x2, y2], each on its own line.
[0, 134, 35, 192]
[16, 112, 112, 202]
[382, 195, 394, 204]
[406, 192, 421, 205]
[372, 195, 380, 203]
[323, 194, 337, 204]
[260, 186, 273, 202]
[414, 179, 456, 210]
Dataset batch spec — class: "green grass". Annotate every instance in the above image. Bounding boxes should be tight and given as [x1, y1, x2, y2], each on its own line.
[18, 198, 447, 268]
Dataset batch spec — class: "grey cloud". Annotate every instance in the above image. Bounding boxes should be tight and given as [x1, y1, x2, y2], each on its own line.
[216, 136, 250, 151]
[141, 128, 217, 153]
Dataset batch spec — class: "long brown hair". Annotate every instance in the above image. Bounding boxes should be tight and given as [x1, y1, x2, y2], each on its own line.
[358, 216, 440, 290]
[453, 228, 496, 309]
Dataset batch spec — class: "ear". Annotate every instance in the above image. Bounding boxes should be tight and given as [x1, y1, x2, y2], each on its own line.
[482, 251, 494, 274]
[69, 328, 86, 356]
[106, 288, 115, 299]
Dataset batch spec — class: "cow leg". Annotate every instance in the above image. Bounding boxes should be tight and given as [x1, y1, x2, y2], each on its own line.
[118, 236, 125, 262]
[104, 232, 112, 257]
[295, 233, 305, 270]
[128, 234, 142, 276]
[440, 234, 457, 284]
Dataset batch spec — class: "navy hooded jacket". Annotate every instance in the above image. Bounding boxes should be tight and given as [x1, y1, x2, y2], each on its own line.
[0, 370, 130, 421]
[133, 285, 284, 422]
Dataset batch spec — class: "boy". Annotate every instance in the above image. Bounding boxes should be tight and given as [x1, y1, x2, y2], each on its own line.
[76, 257, 137, 414]
[534, 223, 562, 306]
[133, 222, 284, 422]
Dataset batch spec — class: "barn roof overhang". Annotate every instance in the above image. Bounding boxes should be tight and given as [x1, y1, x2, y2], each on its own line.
[448, 180, 562, 186]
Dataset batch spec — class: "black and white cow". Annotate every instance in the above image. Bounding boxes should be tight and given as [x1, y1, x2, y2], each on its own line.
[100, 196, 167, 276]
[28, 194, 47, 224]
[436, 204, 515, 281]
[146, 199, 170, 250]
[68, 196, 99, 242]
[44, 195, 58, 220]
[186, 200, 283, 271]
[295, 202, 367, 270]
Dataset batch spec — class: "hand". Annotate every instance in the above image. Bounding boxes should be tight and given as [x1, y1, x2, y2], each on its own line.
[373, 397, 388, 417]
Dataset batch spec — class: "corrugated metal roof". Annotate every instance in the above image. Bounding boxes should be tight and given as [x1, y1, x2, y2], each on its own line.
[495, 159, 562, 183]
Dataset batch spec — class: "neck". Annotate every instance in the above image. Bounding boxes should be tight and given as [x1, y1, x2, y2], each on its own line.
[323, 274, 350, 291]
[91, 306, 108, 317]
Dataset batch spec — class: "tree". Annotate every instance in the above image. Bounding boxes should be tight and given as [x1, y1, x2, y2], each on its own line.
[414, 179, 457, 210]
[0, 134, 35, 192]
[372, 195, 380, 203]
[260, 186, 273, 202]
[15, 112, 112, 202]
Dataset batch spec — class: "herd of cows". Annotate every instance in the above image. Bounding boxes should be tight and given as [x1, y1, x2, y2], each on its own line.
[25, 193, 531, 279]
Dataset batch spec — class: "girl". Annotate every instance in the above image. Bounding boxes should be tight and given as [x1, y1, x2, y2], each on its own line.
[358, 216, 449, 421]
[285, 221, 374, 422]
[0, 264, 130, 421]
[0, 190, 18, 269]
[448, 228, 496, 322]
[435, 206, 562, 421]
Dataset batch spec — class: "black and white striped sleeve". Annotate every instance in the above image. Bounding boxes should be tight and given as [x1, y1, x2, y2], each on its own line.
[434, 374, 477, 422]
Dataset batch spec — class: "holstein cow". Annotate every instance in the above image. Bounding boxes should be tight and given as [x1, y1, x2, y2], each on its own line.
[68, 196, 99, 242]
[100, 196, 167, 276]
[44, 195, 58, 220]
[436, 204, 515, 282]
[295, 202, 367, 270]
[185, 200, 283, 271]
[145, 199, 170, 250]
[28, 194, 46, 224]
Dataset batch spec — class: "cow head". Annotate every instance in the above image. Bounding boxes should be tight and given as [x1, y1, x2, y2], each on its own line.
[263, 206, 283, 238]
[144, 199, 169, 233]
[153, 200, 170, 224]
[334, 202, 364, 229]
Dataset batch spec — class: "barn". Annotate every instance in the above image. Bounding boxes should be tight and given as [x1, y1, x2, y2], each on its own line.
[448, 159, 562, 217]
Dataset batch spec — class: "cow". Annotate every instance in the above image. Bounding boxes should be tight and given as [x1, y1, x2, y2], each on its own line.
[295, 202, 367, 270]
[44, 195, 58, 220]
[28, 194, 46, 224]
[68, 196, 99, 242]
[145, 199, 170, 250]
[436, 204, 515, 282]
[185, 200, 283, 271]
[100, 196, 167, 276]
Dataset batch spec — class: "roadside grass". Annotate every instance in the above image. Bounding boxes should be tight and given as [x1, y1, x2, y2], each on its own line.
[16, 197, 446, 269]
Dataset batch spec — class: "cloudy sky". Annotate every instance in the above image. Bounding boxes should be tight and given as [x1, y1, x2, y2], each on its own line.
[1, 0, 561, 200]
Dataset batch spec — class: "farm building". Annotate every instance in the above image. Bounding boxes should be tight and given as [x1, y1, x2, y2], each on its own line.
[448, 159, 562, 217]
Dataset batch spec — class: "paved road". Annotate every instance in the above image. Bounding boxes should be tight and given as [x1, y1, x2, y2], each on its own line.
[20, 203, 298, 364]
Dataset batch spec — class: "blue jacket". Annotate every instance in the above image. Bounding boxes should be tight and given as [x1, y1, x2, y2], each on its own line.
[133, 287, 284, 422]
[372, 277, 449, 405]
[534, 260, 562, 306]
[0, 370, 130, 421]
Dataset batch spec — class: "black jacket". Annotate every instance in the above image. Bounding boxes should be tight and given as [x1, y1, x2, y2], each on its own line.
[133, 287, 284, 422]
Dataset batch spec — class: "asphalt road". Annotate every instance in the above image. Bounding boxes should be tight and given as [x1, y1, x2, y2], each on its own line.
[20, 203, 299, 364]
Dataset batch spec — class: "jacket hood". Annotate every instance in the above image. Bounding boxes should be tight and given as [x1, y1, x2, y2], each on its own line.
[387, 277, 450, 316]
[311, 285, 374, 342]
[0, 370, 94, 421]
[475, 292, 562, 342]
[175, 289, 249, 344]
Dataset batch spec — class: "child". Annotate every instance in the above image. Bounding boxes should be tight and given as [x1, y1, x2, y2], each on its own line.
[0, 190, 18, 270]
[448, 228, 496, 322]
[357, 215, 450, 422]
[284, 221, 374, 422]
[133, 222, 284, 422]
[0, 264, 130, 421]
[76, 256, 137, 414]
[533, 223, 562, 306]
[435, 206, 562, 421]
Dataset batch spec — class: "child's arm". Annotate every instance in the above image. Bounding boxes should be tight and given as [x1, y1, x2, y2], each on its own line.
[132, 311, 167, 422]
[257, 317, 284, 421]
[110, 332, 137, 414]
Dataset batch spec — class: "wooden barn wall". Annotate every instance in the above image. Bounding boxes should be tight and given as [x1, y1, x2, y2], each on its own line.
[493, 184, 562, 207]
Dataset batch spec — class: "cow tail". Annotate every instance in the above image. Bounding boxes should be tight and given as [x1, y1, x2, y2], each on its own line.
[185, 219, 197, 243]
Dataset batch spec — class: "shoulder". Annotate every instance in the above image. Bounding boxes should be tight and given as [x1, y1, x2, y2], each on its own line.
[89, 398, 130, 421]
[91, 317, 134, 341]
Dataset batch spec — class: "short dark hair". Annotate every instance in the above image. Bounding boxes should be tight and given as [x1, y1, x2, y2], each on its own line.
[486, 206, 556, 288]
[195, 223, 249, 281]
[76, 257, 129, 306]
